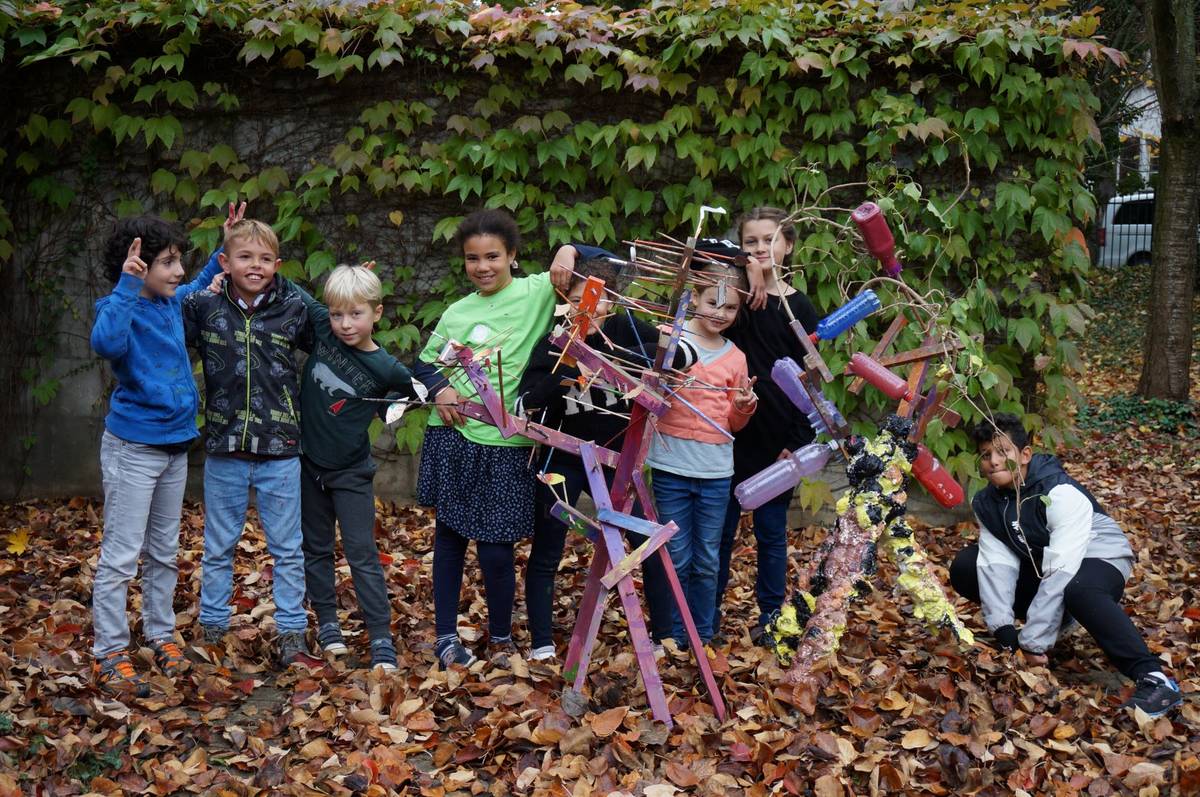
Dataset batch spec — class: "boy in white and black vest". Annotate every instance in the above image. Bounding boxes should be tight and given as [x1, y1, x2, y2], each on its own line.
[950, 413, 1182, 717]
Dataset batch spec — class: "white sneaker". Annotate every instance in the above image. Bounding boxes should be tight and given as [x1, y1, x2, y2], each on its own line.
[529, 645, 556, 661]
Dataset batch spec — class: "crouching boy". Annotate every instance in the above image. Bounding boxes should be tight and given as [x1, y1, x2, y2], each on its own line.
[950, 413, 1182, 717]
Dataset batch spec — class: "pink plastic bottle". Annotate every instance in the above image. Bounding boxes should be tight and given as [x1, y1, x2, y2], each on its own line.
[911, 445, 965, 508]
[845, 352, 914, 402]
[734, 442, 836, 510]
[851, 202, 903, 278]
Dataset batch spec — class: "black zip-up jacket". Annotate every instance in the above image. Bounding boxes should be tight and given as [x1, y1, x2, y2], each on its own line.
[971, 453, 1133, 652]
[183, 277, 313, 457]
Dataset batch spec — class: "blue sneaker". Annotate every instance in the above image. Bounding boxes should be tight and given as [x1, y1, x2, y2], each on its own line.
[370, 637, 398, 671]
[317, 622, 348, 656]
[1124, 674, 1183, 717]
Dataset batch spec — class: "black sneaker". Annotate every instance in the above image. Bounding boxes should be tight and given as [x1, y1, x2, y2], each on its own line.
[278, 630, 314, 667]
[317, 622, 348, 656]
[488, 638, 518, 669]
[1124, 674, 1183, 717]
[369, 637, 398, 672]
[199, 624, 227, 646]
[436, 638, 477, 670]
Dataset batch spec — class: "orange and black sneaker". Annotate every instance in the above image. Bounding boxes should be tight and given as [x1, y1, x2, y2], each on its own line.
[93, 650, 150, 697]
[148, 638, 189, 676]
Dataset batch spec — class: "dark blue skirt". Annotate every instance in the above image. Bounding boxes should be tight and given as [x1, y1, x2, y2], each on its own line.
[416, 425, 536, 543]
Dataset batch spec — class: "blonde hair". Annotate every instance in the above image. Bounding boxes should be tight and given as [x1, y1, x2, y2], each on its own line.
[324, 264, 383, 308]
[224, 219, 280, 256]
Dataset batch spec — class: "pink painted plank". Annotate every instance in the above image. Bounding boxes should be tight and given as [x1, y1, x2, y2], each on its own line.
[579, 443, 673, 726]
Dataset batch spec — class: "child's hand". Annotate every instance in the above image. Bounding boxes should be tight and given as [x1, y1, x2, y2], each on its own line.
[549, 245, 578, 291]
[777, 448, 792, 461]
[361, 260, 377, 271]
[435, 386, 467, 427]
[122, 238, 148, 279]
[208, 271, 226, 294]
[733, 375, 757, 410]
[223, 201, 247, 239]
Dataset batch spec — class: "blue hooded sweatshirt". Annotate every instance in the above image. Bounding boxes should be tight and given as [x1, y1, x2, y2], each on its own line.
[91, 248, 222, 446]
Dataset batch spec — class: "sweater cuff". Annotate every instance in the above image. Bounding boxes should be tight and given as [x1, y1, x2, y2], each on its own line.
[115, 272, 144, 295]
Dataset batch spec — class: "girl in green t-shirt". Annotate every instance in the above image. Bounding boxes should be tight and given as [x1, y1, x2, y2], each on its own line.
[414, 209, 574, 669]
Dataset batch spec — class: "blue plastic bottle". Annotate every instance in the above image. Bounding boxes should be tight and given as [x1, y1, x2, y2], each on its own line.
[811, 290, 881, 342]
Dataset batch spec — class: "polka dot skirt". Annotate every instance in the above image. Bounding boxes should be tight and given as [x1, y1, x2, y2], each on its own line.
[417, 425, 536, 543]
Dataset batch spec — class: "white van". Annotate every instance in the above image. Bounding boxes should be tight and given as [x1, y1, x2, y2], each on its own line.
[1096, 191, 1154, 268]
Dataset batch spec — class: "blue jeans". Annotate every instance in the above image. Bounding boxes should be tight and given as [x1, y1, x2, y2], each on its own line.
[199, 455, 307, 632]
[93, 431, 188, 656]
[651, 469, 731, 644]
[715, 487, 792, 632]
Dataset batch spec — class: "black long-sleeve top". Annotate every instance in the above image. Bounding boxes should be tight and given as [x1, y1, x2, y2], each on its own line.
[726, 291, 821, 483]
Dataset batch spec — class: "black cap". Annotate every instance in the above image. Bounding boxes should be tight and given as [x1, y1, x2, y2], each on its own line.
[694, 238, 750, 267]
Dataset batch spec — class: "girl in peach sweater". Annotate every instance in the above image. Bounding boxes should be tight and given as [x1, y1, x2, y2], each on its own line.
[647, 260, 757, 648]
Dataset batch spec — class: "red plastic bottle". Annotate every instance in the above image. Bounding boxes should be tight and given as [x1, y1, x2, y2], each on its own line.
[845, 352, 914, 402]
[851, 202, 903, 278]
[911, 445, 964, 508]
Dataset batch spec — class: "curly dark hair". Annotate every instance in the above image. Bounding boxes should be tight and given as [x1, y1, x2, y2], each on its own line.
[102, 215, 191, 284]
[454, 209, 521, 255]
[572, 255, 623, 292]
[970, 412, 1031, 449]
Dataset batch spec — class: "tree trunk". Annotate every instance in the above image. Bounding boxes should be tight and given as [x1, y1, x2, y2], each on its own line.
[1137, 0, 1199, 401]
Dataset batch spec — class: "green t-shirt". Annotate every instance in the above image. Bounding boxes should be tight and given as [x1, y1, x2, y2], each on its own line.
[291, 281, 415, 469]
[418, 271, 556, 447]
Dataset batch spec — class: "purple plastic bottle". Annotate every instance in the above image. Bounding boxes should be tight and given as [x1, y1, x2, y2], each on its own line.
[735, 441, 837, 510]
[771, 357, 848, 437]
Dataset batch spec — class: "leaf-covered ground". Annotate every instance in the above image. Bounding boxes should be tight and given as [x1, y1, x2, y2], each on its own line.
[1, 269, 1198, 796]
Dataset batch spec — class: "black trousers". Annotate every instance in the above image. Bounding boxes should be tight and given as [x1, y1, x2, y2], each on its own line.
[300, 455, 392, 639]
[525, 455, 674, 649]
[950, 544, 1162, 680]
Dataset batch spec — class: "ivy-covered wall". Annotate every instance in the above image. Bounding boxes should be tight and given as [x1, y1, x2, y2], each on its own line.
[0, 0, 1114, 499]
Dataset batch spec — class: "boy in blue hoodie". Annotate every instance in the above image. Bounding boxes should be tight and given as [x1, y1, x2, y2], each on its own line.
[90, 209, 236, 695]
[950, 413, 1182, 717]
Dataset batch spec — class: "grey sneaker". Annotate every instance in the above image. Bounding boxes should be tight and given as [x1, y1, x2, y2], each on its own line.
[369, 637, 398, 671]
[199, 624, 227, 646]
[317, 622, 348, 656]
[278, 630, 313, 667]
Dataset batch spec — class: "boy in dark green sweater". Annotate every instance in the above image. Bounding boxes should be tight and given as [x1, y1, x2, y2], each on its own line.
[291, 264, 419, 670]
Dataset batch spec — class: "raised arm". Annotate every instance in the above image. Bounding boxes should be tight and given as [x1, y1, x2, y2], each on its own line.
[91, 238, 148, 360]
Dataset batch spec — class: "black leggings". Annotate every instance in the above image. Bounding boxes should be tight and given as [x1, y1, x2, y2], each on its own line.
[950, 544, 1162, 680]
[433, 520, 516, 640]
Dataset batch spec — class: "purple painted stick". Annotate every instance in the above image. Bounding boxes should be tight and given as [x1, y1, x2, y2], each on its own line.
[548, 328, 671, 416]
[578, 443, 673, 726]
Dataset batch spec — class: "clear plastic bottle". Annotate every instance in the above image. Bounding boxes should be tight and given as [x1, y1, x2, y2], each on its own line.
[735, 441, 837, 510]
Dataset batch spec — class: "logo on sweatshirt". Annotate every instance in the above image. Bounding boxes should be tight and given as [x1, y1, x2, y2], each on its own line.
[312, 362, 356, 415]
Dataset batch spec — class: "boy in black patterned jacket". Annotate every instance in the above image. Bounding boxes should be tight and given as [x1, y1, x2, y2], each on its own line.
[182, 219, 313, 666]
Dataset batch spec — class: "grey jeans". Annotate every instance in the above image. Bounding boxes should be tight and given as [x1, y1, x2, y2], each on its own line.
[93, 430, 188, 656]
